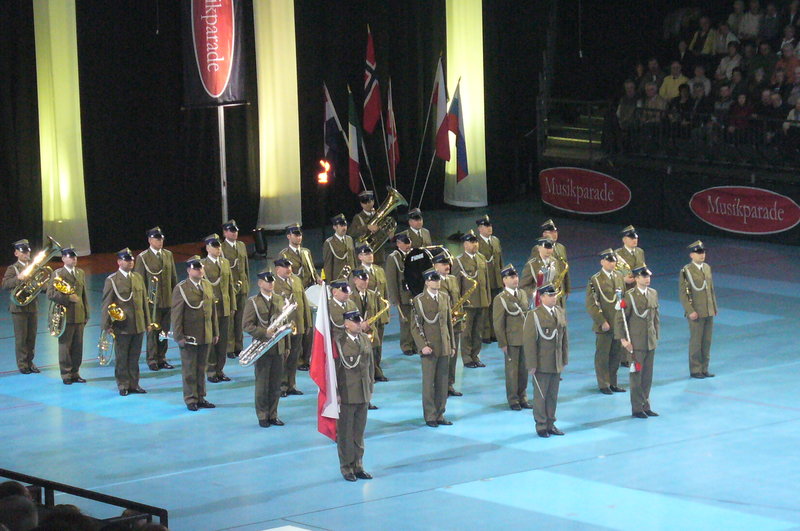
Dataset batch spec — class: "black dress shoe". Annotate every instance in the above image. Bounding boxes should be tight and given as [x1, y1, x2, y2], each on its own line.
[403, 350, 415, 356]
[287, 388, 304, 395]
[19, 368, 31, 375]
[520, 402, 533, 409]
[29, 365, 40, 374]
[355, 470, 373, 480]
[343, 473, 357, 482]
[547, 427, 565, 436]
[198, 400, 216, 409]
[448, 388, 463, 397]
[129, 387, 147, 394]
[219, 373, 231, 382]
[368, 403, 379, 410]
[297, 364, 310, 371]
[207, 376, 221, 383]
[632, 411, 648, 419]
[63, 379, 72, 385]
[158, 361, 174, 370]
[476, 361, 486, 367]
[510, 404, 522, 411]
[148, 363, 159, 371]
[537, 430, 550, 438]
[702, 372, 715, 378]
[72, 376, 86, 383]
[437, 418, 453, 425]
[258, 419, 270, 428]
[620, 360, 630, 367]
[280, 390, 288, 397]
[226, 352, 237, 359]
[610, 385, 626, 393]
[426, 421, 439, 428]
[644, 409, 659, 417]
[464, 362, 478, 368]
[690, 373, 705, 379]
[187, 403, 199, 411]
[269, 418, 285, 426]
[375, 376, 388, 382]
[599, 387, 613, 395]
[119, 389, 129, 396]
[482, 339, 493, 344]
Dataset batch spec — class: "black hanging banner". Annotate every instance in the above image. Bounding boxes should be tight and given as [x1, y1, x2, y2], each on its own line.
[182, 0, 246, 107]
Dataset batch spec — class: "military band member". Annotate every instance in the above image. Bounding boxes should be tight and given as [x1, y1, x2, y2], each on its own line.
[273, 257, 310, 396]
[493, 264, 531, 410]
[279, 223, 320, 371]
[476, 215, 503, 343]
[410, 269, 456, 427]
[615, 225, 647, 288]
[351, 269, 385, 387]
[385, 231, 416, 355]
[679, 240, 718, 379]
[2, 239, 40, 374]
[523, 284, 568, 438]
[586, 249, 627, 394]
[323, 214, 356, 281]
[47, 247, 90, 385]
[242, 270, 287, 427]
[407, 208, 432, 248]
[452, 230, 491, 368]
[529, 220, 570, 298]
[329, 279, 359, 342]
[134, 226, 178, 371]
[336, 310, 374, 482]
[353, 245, 389, 380]
[101, 248, 149, 395]
[202, 234, 237, 383]
[520, 237, 567, 309]
[348, 190, 392, 265]
[171, 256, 219, 411]
[616, 266, 660, 419]
[433, 253, 462, 396]
[221, 219, 249, 359]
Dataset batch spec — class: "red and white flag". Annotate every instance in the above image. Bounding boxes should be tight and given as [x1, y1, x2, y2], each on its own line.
[347, 87, 362, 195]
[433, 57, 450, 161]
[386, 79, 399, 184]
[363, 26, 382, 134]
[310, 284, 339, 441]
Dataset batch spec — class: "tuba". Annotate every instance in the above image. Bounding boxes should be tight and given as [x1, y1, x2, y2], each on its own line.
[239, 300, 298, 367]
[48, 276, 74, 338]
[98, 303, 126, 366]
[357, 186, 408, 253]
[13, 236, 63, 306]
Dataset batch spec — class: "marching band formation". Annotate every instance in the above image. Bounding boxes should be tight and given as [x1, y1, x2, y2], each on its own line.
[2, 189, 719, 482]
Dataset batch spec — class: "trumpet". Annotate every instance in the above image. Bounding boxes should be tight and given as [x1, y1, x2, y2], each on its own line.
[48, 276, 74, 338]
[239, 300, 297, 367]
[98, 303, 126, 366]
[13, 236, 63, 306]
[146, 276, 161, 331]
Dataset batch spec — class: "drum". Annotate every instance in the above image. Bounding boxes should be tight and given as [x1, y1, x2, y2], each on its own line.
[403, 246, 451, 296]
[305, 284, 328, 309]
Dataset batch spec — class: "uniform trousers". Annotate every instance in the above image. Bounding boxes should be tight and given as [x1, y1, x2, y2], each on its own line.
[594, 330, 622, 389]
[114, 332, 144, 390]
[688, 316, 713, 374]
[12, 312, 37, 370]
[145, 307, 171, 365]
[461, 307, 487, 363]
[181, 343, 210, 405]
[255, 352, 283, 420]
[630, 349, 655, 414]
[532, 371, 560, 432]
[207, 315, 229, 378]
[504, 345, 529, 406]
[421, 354, 449, 422]
[58, 323, 85, 379]
[282, 333, 302, 391]
[337, 403, 368, 475]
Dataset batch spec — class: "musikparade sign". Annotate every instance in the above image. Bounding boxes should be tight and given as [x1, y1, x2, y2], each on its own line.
[182, 0, 246, 107]
[539, 167, 631, 215]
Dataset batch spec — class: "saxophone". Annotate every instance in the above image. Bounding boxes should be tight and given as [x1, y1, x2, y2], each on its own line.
[98, 303, 126, 366]
[48, 276, 74, 338]
[364, 295, 390, 342]
[239, 300, 298, 367]
[451, 271, 478, 325]
[553, 254, 569, 299]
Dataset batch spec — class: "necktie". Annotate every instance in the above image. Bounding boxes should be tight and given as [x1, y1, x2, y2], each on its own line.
[514, 290, 518, 298]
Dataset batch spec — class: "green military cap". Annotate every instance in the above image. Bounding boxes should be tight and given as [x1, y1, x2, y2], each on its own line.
[146, 226, 164, 238]
[330, 279, 351, 292]
[408, 208, 423, 220]
[541, 219, 558, 231]
[330, 213, 348, 226]
[620, 225, 638, 238]
[599, 249, 617, 261]
[12, 239, 30, 251]
[257, 269, 275, 282]
[422, 268, 441, 281]
[392, 231, 411, 244]
[476, 215, 491, 226]
[116, 247, 134, 261]
[688, 240, 705, 253]
[537, 237, 555, 249]
[501, 264, 518, 277]
[203, 233, 221, 247]
[222, 219, 239, 232]
[186, 255, 203, 269]
[460, 230, 478, 242]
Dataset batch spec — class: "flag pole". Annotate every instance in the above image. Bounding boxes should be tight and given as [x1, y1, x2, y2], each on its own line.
[360, 136, 378, 200]
[417, 149, 438, 208]
[378, 113, 393, 188]
[409, 53, 441, 206]
[217, 105, 229, 224]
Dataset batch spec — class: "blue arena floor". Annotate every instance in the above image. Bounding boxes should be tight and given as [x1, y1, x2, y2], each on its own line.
[2, 201, 799, 531]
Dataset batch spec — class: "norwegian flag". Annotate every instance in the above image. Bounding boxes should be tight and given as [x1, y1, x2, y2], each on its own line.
[363, 26, 382, 134]
[386, 79, 399, 184]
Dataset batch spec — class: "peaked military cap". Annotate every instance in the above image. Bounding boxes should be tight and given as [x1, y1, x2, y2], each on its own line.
[688, 240, 705, 253]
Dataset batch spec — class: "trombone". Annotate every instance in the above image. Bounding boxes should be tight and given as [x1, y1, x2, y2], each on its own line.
[146, 276, 162, 331]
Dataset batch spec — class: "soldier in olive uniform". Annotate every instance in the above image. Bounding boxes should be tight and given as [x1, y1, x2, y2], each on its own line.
[679, 240, 718, 379]
[493, 264, 531, 410]
[171, 256, 219, 411]
[351, 269, 385, 389]
[528, 220, 571, 301]
[47, 247, 90, 384]
[616, 266, 660, 419]
[523, 284, 568, 437]
[273, 257, 310, 396]
[385, 232, 415, 355]
[348, 190, 393, 265]
[411, 269, 456, 427]
[329, 279, 359, 342]
[452, 230, 491, 368]
[615, 225, 647, 288]
[354, 244, 389, 380]
[520, 238, 568, 309]
[201, 234, 237, 383]
[221, 220, 249, 359]
[407, 208, 432, 248]
[336, 310, 374, 482]
[477, 215, 503, 343]
[242, 270, 287, 427]
[134, 227, 178, 371]
[2, 239, 40, 374]
[279, 223, 320, 371]
[433, 252, 462, 396]
[323, 214, 356, 281]
[585, 249, 627, 394]
[101, 248, 149, 395]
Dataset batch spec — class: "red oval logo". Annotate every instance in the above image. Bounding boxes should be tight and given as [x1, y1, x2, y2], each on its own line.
[539, 167, 631, 214]
[690, 186, 800, 235]
[191, 0, 235, 98]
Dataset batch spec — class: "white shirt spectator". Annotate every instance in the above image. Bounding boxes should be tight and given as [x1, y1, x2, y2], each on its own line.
[739, 10, 763, 40]
[717, 54, 742, 79]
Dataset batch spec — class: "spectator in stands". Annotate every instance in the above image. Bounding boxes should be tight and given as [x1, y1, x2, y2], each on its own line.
[717, 42, 742, 80]
[730, 67, 747, 97]
[739, 1, 764, 44]
[715, 22, 741, 56]
[765, 91, 788, 143]
[0, 481, 31, 501]
[639, 57, 665, 93]
[771, 67, 790, 98]
[616, 80, 639, 152]
[727, 93, 755, 142]
[786, 66, 800, 105]
[673, 40, 696, 73]
[782, 99, 800, 148]
[774, 44, 800, 82]
[778, 25, 797, 56]
[728, 0, 747, 36]
[689, 16, 718, 64]
[691, 64, 712, 95]
[690, 82, 715, 141]
[713, 84, 734, 124]
[632, 61, 646, 92]
[754, 87, 775, 116]
[660, 61, 690, 100]
[0, 495, 38, 531]
[639, 82, 667, 146]
[669, 83, 694, 137]
[760, 3, 781, 49]
[740, 42, 757, 74]
[749, 42, 777, 80]
[786, 0, 800, 29]
[747, 67, 770, 95]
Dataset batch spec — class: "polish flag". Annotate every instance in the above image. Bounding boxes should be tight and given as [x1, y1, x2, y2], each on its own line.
[433, 57, 450, 161]
[310, 284, 339, 441]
